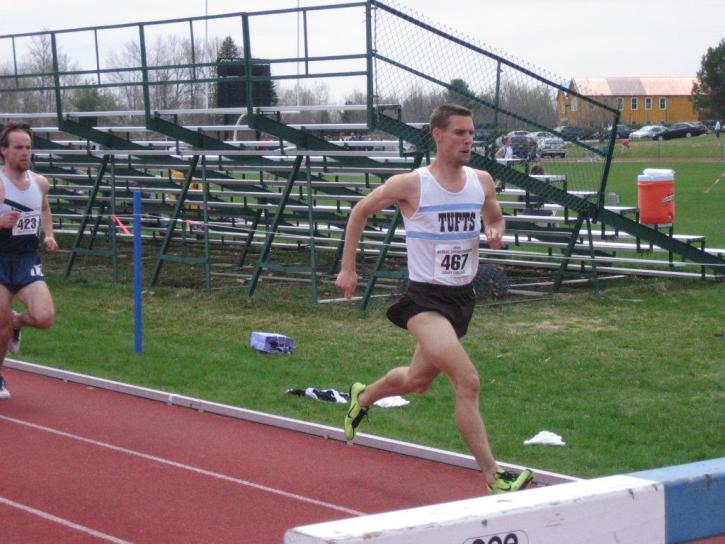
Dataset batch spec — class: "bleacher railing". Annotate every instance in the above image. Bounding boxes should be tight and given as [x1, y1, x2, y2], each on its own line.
[1, 1, 722, 298]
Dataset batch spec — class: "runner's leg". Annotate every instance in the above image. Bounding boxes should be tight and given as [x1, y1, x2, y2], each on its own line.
[0, 286, 15, 396]
[14, 280, 55, 331]
[357, 343, 440, 406]
[406, 311, 497, 486]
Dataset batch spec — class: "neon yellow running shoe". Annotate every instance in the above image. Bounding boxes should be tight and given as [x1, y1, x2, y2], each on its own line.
[344, 382, 368, 441]
[489, 468, 534, 494]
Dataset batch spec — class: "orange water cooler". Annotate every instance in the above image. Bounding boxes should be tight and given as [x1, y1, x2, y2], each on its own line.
[637, 168, 675, 224]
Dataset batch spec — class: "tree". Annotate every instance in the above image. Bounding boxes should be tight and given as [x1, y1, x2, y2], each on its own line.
[340, 90, 368, 124]
[277, 82, 330, 123]
[0, 64, 24, 113]
[445, 78, 478, 112]
[217, 36, 240, 60]
[19, 33, 78, 114]
[215, 36, 278, 111]
[69, 82, 118, 112]
[106, 35, 211, 112]
[496, 81, 557, 130]
[401, 84, 444, 123]
[692, 38, 725, 120]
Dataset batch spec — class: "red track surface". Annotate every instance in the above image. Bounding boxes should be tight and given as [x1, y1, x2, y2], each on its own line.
[1, 368, 486, 543]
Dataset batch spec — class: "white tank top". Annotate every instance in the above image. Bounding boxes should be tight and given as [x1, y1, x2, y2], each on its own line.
[0, 169, 44, 253]
[403, 166, 484, 285]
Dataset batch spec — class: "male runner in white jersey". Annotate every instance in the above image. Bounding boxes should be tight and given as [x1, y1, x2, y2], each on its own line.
[0, 122, 58, 398]
[335, 104, 533, 494]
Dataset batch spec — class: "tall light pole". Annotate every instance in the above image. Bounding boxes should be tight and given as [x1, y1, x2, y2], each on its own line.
[296, 0, 300, 106]
[204, 0, 209, 109]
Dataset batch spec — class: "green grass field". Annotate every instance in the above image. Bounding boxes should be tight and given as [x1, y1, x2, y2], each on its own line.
[6, 150, 725, 480]
[565, 133, 725, 161]
[615, 133, 725, 160]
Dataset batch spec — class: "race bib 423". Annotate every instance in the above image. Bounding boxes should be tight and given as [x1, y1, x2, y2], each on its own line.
[13, 212, 41, 236]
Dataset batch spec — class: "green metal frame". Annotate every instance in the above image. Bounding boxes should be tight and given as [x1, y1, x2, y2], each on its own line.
[62, 154, 112, 277]
[246, 155, 308, 297]
[148, 155, 202, 286]
[0, 0, 721, 302]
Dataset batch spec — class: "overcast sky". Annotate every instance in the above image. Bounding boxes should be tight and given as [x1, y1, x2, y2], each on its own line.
[1, 0, 723, 89]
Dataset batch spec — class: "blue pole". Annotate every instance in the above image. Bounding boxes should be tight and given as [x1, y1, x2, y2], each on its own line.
[133, 190, 143, 354]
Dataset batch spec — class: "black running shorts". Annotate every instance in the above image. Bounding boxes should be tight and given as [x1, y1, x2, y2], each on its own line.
[386, 280, 476, 338]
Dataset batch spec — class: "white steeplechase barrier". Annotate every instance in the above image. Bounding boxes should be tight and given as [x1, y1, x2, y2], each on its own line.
[285, 458, 725, 544]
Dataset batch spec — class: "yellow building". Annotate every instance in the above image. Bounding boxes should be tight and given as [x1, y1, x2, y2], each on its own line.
[557, 77, 698, 127]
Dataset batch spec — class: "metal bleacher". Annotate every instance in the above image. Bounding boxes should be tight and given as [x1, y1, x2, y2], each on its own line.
[1, 0, 722, 306]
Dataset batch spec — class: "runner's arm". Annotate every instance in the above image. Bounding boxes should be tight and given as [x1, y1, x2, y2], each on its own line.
[335, 173, 414, 299]
[37, 175, 58, 252]
[0, 184, 21, 229]
[477, 171, 505, 250]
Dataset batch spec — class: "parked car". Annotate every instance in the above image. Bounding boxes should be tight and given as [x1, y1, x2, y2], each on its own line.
[629, 125, 667, 139]
[601, 124, 633, 139]
[495, 130, 531, 147]
[691, 121, 709, 133]
[528, 131, 556, 142]
[553, 125, 595, 141]
[653, 122, 707, 140]
[527, 131, 566, 157]
[537, 136, 567, 158]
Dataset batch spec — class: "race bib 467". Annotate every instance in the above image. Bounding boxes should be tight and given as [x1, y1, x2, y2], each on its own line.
[434, 243, 474, 280]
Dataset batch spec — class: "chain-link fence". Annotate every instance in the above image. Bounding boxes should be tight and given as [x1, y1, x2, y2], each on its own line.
[370, 0, 620, 198]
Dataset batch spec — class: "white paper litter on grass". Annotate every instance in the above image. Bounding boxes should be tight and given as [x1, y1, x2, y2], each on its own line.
[373, 396, 410, 408]
[524, 430, 566, 446]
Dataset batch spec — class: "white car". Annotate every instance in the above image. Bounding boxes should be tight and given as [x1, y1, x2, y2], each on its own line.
[629, 125, 666, 139]
[537, 136, 567, 158]
[528, 131, 556, 143]
[528, 131, 561, 155]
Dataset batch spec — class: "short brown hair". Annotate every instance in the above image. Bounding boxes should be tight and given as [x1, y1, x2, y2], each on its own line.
[0, 121, 32, 162]
[0, 121, 32, 149]
[429, 103, 472, 131]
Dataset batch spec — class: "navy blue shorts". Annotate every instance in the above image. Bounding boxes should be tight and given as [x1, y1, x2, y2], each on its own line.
[0, 253, 45, 293]
[387, 281, 476, 338]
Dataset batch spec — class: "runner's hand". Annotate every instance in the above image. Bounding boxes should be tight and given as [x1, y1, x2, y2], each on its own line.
[44, 236, 58, 252]
[0, 211, 21, 229]
[335, 269, 358, 299]
[485, 226, 504, 249]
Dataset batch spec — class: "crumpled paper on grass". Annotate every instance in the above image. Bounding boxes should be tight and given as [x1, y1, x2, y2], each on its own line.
[372, 395, 409, 408]
[524, 430, 566, 446]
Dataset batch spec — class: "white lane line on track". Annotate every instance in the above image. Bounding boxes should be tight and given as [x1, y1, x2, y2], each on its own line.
[0, 496, 132, 544]
[0, 415, 365, 517]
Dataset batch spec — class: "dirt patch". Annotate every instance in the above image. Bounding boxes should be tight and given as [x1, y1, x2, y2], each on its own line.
[531, 315, 616, 333]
